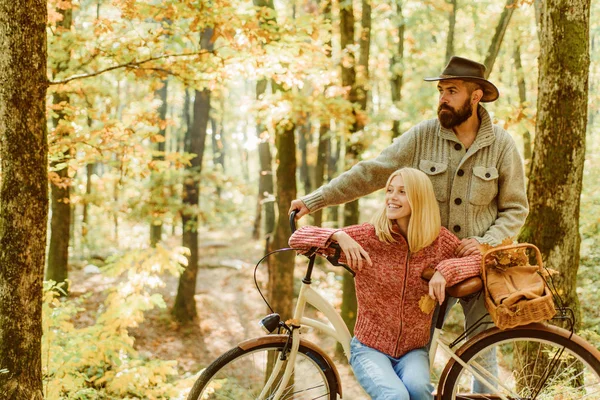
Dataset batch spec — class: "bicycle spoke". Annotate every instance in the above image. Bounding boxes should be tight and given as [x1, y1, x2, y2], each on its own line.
[443, 331, 600, 400]
[190, 341, 335, 400]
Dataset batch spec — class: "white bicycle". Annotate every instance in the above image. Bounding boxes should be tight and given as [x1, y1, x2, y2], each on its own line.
[187, 212, 600, 399]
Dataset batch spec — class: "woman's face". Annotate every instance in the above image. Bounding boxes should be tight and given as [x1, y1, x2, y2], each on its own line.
[385, 174, 412, 223]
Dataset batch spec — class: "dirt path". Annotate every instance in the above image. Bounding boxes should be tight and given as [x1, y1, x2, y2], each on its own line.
[71, 230, 368, 398]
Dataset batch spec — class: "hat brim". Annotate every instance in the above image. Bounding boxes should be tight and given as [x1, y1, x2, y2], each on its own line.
[424, 75, 499, 102]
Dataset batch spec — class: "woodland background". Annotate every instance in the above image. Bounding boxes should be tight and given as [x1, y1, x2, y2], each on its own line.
[0, 0, 599, 398]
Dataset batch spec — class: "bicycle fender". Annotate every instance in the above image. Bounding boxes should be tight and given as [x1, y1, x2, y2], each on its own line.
[238, 335, 343, 398]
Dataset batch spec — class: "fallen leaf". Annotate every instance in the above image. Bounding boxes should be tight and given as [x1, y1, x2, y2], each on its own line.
[419, 295, 436, 314]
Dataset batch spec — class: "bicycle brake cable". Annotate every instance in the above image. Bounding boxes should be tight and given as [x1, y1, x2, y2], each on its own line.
[253, 247, 297, 314]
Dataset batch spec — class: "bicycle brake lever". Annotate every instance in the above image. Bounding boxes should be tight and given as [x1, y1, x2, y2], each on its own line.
[326, 243, 356, 277]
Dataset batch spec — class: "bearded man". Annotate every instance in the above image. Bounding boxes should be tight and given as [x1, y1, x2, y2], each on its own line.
[290, 56, 528, 393]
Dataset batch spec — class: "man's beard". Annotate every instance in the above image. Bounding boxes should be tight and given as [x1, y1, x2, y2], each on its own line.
[437, 98, 473, 129]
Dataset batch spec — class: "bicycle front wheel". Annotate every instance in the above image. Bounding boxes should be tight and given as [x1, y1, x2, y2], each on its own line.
[441, 323, 600, 400]
[187, 335, 339, 400]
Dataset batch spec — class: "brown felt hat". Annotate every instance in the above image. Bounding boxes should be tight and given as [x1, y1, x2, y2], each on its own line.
[424, 56, 500, 102]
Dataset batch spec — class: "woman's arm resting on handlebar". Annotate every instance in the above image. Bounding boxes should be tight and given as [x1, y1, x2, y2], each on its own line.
[331, 231, 372, 271]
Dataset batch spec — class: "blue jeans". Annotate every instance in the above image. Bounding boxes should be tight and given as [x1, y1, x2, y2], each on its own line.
[429, 293, 498, 393]
[350, 337, 433, 400]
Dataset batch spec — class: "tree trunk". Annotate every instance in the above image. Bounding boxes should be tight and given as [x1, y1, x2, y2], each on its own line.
[513, 43, 532, 167]
[533, 0, 543, 41]
[483, 0, 516, 79]
[251, 0, 277, 240]
[339, 0, 371, 338]
[150, 78, 169, 247]
[313, 123, 329, 227]
[47, 159, 70, 287]
[0, 0, 47, 397]
[445, 0, 457, 64]
[518, 0, 590, 330]
[172, 29, 213, 324]
[82, 162, 94, 239]
[313, 0, 333, 227]
[46, 2, 72, 289]
[251, 0, 296, 321]
[391, 0, 405, 139]
[211, 96, 226, 171]
[298, 122, 312, 195]
[268, 123, 297, 322]
[327, 136, 342, 226]
[252, 79, 275, 240]
[356, 0, 371, 111]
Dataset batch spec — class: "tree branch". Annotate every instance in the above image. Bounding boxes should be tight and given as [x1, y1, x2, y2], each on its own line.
[48, 50, 213, 85]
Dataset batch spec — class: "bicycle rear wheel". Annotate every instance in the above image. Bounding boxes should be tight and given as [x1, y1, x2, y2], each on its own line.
[440, 324, 600, 400]
[187, 335, 339, 400]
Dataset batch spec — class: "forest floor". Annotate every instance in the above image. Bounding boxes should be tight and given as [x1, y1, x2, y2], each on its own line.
[70, 226, 369, 399]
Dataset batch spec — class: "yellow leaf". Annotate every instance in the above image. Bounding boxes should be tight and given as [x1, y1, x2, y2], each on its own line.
[419, 295, 436, 314]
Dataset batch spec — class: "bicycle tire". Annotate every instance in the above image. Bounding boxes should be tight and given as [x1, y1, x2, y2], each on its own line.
[187, 335, 340, 400]
[439, 323, 600, 400]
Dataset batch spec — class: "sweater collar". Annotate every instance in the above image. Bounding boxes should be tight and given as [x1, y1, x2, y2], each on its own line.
[437, 105, 496, 150]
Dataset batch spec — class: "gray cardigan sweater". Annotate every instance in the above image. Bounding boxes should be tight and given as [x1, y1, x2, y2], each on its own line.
[301, 106, 529, 246]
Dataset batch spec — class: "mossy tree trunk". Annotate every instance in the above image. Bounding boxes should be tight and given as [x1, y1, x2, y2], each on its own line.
[46, 2, 73, 289]
[518, 0, 590, 330]
[172, 29, 213, 324]
[150, 78, 169, 247]
[0, 0, 48, 397]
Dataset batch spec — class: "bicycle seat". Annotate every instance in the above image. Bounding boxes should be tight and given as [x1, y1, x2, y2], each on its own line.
[421, 267, 482, 298]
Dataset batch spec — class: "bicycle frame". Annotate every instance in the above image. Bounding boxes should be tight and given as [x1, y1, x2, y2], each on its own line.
[258, 278, 352, 400]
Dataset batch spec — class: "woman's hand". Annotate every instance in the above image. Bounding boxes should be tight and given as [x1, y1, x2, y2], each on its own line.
[331, 231, 372, 270]
[429, 271, 447, 304]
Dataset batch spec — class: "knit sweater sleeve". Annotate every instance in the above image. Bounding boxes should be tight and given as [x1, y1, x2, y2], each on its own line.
[288, 224, 375, 264]
[288, 226, 340, 254]
[473, 131, 529, 246]
[435, 229, 482, 286]
[300, 126, 420, 212]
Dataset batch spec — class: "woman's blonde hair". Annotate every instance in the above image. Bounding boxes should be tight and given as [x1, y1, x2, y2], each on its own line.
[371, 168, 441, 252]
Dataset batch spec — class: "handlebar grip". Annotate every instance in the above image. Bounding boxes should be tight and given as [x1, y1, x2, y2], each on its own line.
[327, 243, 356, 277]
[290, 210, 298, 233]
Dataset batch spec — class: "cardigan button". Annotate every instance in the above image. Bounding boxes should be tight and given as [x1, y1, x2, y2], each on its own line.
[453, 225, 461, 233]
[485, 172, 491, 178]
[457, 169, 464, 177]
[430, 167, 436, 172]
[454, 143, 462, 151]
[454, 198, 462, 205]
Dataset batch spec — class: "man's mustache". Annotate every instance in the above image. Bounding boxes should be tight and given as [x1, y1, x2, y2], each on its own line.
[438, 105, 454, 112]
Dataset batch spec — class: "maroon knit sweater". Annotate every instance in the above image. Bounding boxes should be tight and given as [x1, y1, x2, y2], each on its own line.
[289, 223, 481, 358]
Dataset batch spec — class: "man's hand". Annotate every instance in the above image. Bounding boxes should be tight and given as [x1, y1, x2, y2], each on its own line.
[429, 271, 447, 305]
[455, 238, 481, 257]
[289, 199, 310, 219]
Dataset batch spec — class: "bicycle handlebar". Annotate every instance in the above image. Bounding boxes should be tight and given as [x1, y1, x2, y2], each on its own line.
[289, 210, 356, 277]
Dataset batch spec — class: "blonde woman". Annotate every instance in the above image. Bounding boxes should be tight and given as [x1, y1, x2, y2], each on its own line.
[289, 168, 481, 400]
